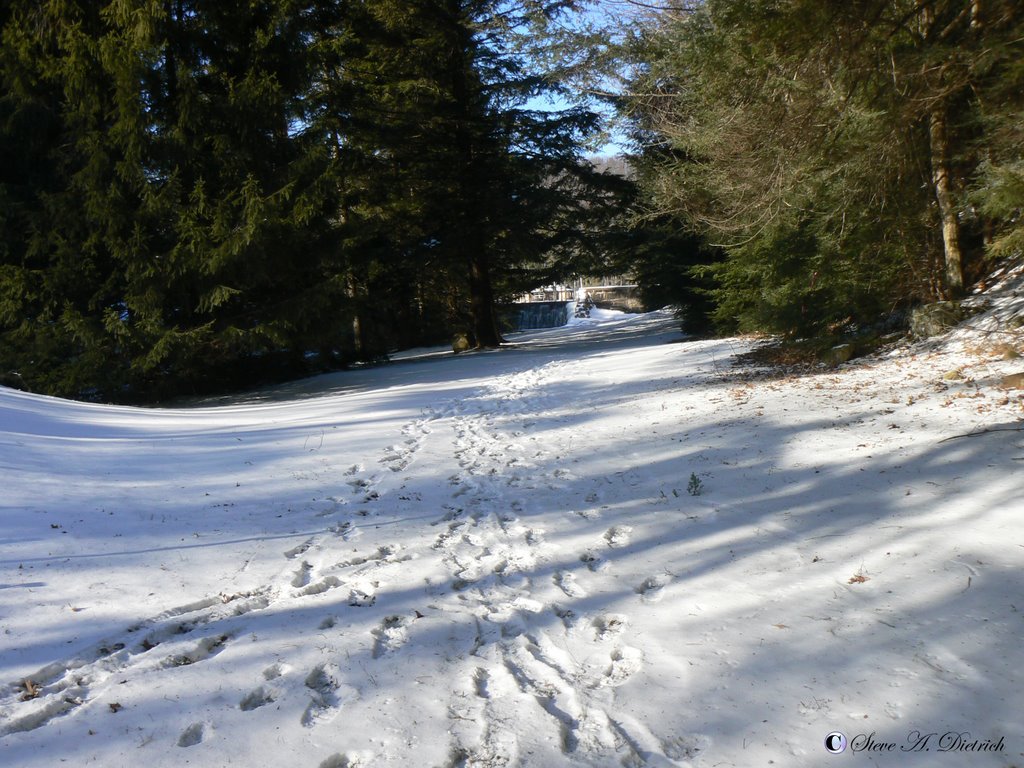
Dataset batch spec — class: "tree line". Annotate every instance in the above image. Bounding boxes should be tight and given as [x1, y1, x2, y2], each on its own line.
[4, 1, 1021, 401]
[621, 0, 1023, 341]
[0, 0, 625, 400]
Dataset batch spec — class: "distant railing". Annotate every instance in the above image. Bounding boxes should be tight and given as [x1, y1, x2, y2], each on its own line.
[515, 279, 638, 304]
[516, 287, 576, 303]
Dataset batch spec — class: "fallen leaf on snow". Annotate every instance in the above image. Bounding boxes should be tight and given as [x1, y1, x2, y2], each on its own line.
[19, 679, 41, 700]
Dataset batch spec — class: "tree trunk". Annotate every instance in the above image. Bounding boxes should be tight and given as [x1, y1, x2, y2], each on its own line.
[443, 0, 503, 348]
[347, 272, 367, 359]
[928, 105, 965, 297]
[468, 252, 503, 347]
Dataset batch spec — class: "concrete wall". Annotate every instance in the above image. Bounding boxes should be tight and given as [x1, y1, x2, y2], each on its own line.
[501, 301, 572, 331]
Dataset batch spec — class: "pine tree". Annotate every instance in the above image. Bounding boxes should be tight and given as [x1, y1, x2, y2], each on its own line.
[1, 1, 346, 399]
[622, 0, 1023, 339]
[318, 0, 609, 350]
[1, 0, 134, 397]
[1, 0, 617, 398]
[124, 0, 345, 395]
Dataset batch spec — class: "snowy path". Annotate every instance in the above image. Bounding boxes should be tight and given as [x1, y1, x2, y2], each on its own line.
[1, 307, 1023, 767]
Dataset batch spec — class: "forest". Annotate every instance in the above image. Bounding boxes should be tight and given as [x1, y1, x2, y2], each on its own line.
[1, 0, 1022, 401]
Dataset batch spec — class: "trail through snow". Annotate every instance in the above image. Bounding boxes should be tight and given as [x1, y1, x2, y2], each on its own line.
[1, 290, 1023, 767]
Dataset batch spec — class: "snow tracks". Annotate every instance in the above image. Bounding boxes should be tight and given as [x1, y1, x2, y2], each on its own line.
[424, 362, 686, 767]
[0, 354, 692, 767]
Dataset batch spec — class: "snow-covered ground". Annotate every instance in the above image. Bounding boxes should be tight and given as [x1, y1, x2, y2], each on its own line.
[2, 275, 1022, 767]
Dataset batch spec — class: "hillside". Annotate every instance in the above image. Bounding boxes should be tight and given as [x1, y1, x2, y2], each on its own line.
[1, 270, 1022, 767]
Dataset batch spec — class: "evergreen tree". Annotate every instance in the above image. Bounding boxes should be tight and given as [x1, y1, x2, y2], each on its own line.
[1, 0, 619, 399]
[622, 0, 1023, 340]
[323, 0, 610, 349]
[1, 1, 345, 399]
[1, 0, 133, 396]
[123, 0, 345, 395]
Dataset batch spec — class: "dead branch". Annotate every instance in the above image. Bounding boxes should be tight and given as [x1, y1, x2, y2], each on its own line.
[938, 426, 1024, 443]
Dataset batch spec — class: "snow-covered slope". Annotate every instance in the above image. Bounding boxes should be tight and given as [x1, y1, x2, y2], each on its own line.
[1, 294, 1022, 767]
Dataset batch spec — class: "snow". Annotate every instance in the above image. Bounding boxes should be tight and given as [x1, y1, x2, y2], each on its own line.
[2, 276, 1023, 767]
[567, 305, 636, 326]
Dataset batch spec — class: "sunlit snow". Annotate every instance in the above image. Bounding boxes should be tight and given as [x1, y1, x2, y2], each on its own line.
[2, 287, 1022, 766]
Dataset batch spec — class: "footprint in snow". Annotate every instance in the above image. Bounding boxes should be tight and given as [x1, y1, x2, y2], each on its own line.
[434, 505, 465, 524]
[597, 646, 643, 688]
[332, 545, 393, 568]
[662, 733, 711, 762]
[300, 576, 343, 597]
[96, 641, 127, 658]
[0, 690, 86, 737]
[263, 662, 289, 680]
[380, 446, 410, 472]
[611, 714, 698, 767]
[136, 620, 195, 653]
[302, 662, 353, 727]
[328, 520, 359, 540]
[552, 604, 583, 631]
[318, 751, 374, 768]
[284, 537, 315, 560]
[636, 574, 671, 603]
[239, 686, 275, 711]
[401, 418, 426, 439]
[177, 722, 207, 748]
[604, 525, 633, 548]
[501, 640, 601, 754]
[163, 633, 233, 668]
[291, 561, 313, 588]
[579, 550, 608, 573]
[432, 522, 463, 550]
[347, 588, 376, 607]
[592, 614, 628, 639]
[554, 571, 587, 598]
[372, 615, 410, 658]
[314, 500, 345, 517]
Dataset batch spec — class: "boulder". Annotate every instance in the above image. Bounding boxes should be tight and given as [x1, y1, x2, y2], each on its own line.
[999, 372, 1024, 390]
[909, 301, 964, 339]
[451, 333, 473, 354]
[828, 344, 856, 365]
[0, 371, 27, 392]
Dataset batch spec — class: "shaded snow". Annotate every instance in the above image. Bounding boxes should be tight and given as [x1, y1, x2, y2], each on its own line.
[1, 289, 1022, 766]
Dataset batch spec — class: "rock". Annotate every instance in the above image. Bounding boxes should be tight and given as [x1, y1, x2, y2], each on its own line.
[999, 372, 1024, 390]
[0, 371, 28, 391]
[909, 301, 964, 339]
[451, 333, 473, 354]
[828, 344, 856, 364]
